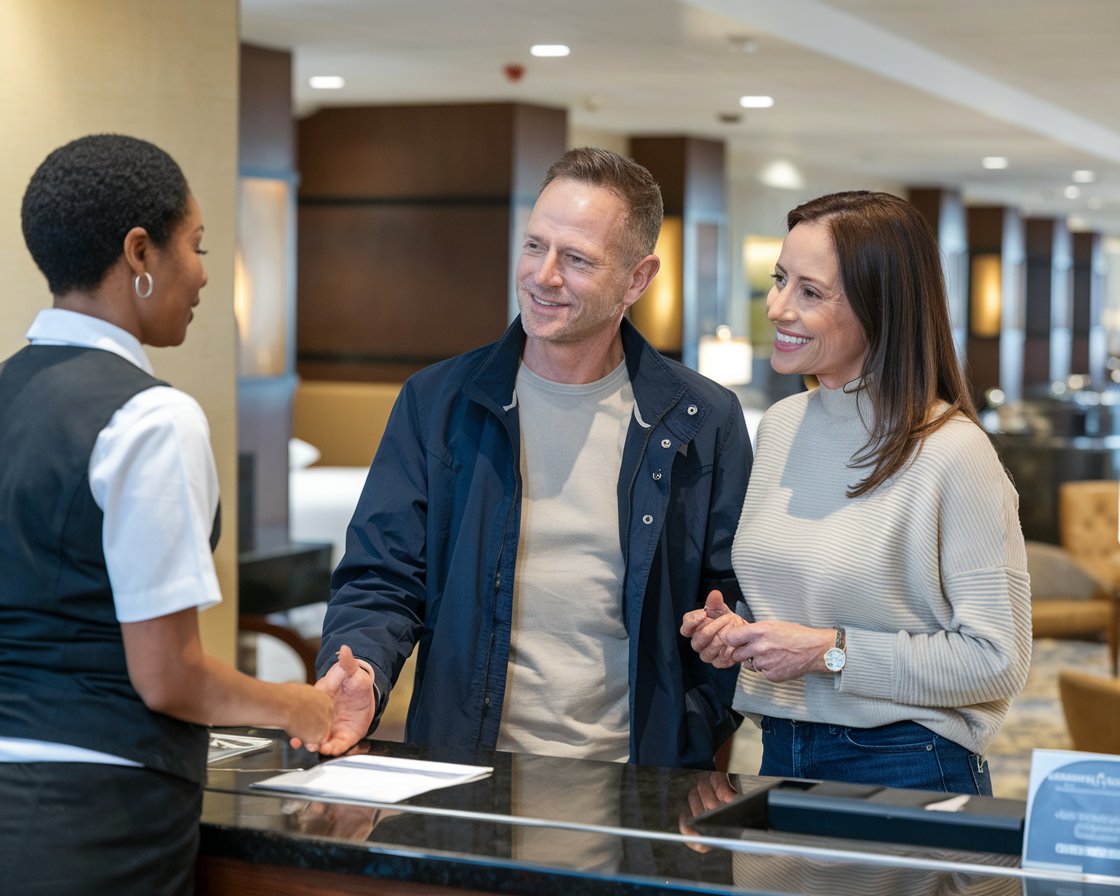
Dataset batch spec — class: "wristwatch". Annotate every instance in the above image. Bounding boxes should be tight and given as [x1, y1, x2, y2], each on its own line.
[824, 626, 846, 673]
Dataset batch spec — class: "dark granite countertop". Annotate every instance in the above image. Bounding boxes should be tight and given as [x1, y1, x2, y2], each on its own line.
[199, 732, 1100, 896]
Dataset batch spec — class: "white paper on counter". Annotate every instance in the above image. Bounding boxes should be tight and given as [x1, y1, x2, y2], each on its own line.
[250, 754, 493, 804]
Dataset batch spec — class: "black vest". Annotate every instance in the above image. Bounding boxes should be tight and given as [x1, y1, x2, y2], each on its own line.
[0, 345, 208, 784]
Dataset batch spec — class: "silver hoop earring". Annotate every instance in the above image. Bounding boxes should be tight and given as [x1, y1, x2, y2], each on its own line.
[133, 271, 153, 299]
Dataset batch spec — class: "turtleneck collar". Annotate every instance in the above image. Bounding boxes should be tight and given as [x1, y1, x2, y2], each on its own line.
[815, 376, 874, 424]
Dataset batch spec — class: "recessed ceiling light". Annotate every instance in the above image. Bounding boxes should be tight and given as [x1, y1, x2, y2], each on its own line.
[530, 44, 570, 57]
[1072, 170, 1097, 184]
[309, 75, 345, 89]
[1064, 186, 1082, 200]
[982, 156, 1009, 170]
[739, 95, 774, 109]
[759, 160, 803, 189]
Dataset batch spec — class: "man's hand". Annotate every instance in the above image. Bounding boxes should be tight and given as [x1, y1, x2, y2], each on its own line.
[292, 645, 376, 755]
[680, 590, 748, 668]
[678, 771, 738, 852]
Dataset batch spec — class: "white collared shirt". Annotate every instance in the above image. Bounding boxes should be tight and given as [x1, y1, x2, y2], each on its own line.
[0, 308, 222, 765]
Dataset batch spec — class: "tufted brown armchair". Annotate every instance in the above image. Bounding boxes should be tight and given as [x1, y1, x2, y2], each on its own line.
[1058, 479, 1120, 590]
[1026, 540, 1118, 676]
[1059, 669, 1120, 753]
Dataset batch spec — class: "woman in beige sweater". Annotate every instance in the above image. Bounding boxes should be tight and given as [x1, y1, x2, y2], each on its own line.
[682, 191, 1030, 795]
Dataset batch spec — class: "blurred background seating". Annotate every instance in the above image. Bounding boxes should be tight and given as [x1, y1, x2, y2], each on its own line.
[1059, 479, 1120, 591]
[1059, 668, 1120, 754]
[1026, 540, 1118, 676]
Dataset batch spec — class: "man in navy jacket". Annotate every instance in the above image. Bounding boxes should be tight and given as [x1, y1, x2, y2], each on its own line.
[310, 148, 751, 769]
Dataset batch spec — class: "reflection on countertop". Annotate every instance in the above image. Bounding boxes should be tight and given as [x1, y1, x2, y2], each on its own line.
[194, 733, 1113, 896]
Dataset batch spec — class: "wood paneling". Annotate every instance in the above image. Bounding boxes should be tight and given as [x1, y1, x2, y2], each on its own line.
[299, 104, 547, 198]
[237, 44, 297, 552]
[1022, 217, 1076, 389]
[629, 137, 727, 366]
[295, 102, 566, 381]
[1071, 231, 1104, 380]
[296, 204, 510, 367]
[966, 205, 1025, 404]
[239, 45, 294, 173]
[196, 855, 499, 896]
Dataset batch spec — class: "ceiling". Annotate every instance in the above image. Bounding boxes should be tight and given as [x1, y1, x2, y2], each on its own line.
[241, 0, 1120, 237]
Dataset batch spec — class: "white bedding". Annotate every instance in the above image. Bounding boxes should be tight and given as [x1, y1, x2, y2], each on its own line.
[289, 465, 369, 567]
[253, 464, 368, 683]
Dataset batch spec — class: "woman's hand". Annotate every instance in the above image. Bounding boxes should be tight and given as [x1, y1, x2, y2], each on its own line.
[121, 607, 336, 745]
[681, 593, 839, 680]
[280, 683, 335, 748]
[719, 620, 837, 682]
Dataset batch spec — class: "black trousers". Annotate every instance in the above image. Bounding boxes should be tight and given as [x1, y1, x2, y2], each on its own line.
[0, 761, 201, 896]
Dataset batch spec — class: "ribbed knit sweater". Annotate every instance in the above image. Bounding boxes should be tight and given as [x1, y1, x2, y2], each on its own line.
[732, 381, 1031, 756]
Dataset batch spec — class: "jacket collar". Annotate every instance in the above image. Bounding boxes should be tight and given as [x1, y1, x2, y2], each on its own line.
[466, 316, 696, 428]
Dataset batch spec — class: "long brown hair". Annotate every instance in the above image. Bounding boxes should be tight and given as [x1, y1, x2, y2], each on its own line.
[786, 191, 978, 497]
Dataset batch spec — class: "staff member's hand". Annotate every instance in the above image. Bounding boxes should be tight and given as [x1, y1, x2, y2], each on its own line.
[294, 645, 376, 755]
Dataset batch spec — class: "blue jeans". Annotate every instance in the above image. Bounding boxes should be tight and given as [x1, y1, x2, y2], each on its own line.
[758, 717, 992, 796]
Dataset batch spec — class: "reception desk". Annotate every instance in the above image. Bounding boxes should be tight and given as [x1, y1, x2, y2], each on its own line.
[197, 734, 1113, 895]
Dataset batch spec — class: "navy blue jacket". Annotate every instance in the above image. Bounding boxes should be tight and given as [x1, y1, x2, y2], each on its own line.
[319, 318, 751, 768]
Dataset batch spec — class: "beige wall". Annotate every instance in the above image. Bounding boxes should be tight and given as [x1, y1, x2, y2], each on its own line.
[0, 1, 240, 661]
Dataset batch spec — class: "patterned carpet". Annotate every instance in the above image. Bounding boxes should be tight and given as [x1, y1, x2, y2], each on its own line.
[726, 637, 1112, 800]
[988, 637, 1110, 799]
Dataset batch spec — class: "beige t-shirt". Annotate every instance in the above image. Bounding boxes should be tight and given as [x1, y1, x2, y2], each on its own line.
[497, 361, 633, 761]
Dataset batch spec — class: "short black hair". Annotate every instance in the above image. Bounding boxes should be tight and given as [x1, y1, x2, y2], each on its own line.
[21, 134, 190, 295]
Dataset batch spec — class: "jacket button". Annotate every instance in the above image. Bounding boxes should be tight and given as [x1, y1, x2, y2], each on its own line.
[642, 514, 653, 524]
[652, 471, 662, 481]
[687, 405, 698, 415]
[661, 438, 672, 448]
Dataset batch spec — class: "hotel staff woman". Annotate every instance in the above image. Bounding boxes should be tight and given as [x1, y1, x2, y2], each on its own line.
[682, 191, 1030, 795]
[0, 135, 334, 895]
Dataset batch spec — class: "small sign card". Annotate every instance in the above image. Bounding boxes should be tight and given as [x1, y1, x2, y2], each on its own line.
[1022, 748, 1120, 878]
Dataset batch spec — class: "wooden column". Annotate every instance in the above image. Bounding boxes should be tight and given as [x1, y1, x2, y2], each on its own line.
[629, 137, 727, 369]
[908, 187, 968, 362]
[1071, 231, 1108, 386]
[295, 103, 566, 382]
[237, 44, 298, 550]
[1023, 218, 1072, 391]
[966, 206, 1025, 406]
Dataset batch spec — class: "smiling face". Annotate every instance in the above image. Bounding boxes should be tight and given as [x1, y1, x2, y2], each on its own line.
[136, 194, 208, 347]
[766, 220, 868, 389]
[515, 178, 656, 380]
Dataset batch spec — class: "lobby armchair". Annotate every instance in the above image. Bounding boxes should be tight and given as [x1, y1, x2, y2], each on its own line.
[1059, 668, 1120, 754]
[1058, 479, 1120, 590]
[1025, 540, 1118, 676]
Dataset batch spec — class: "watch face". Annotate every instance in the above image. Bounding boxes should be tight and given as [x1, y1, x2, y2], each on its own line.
[824, 647, 846, 672]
